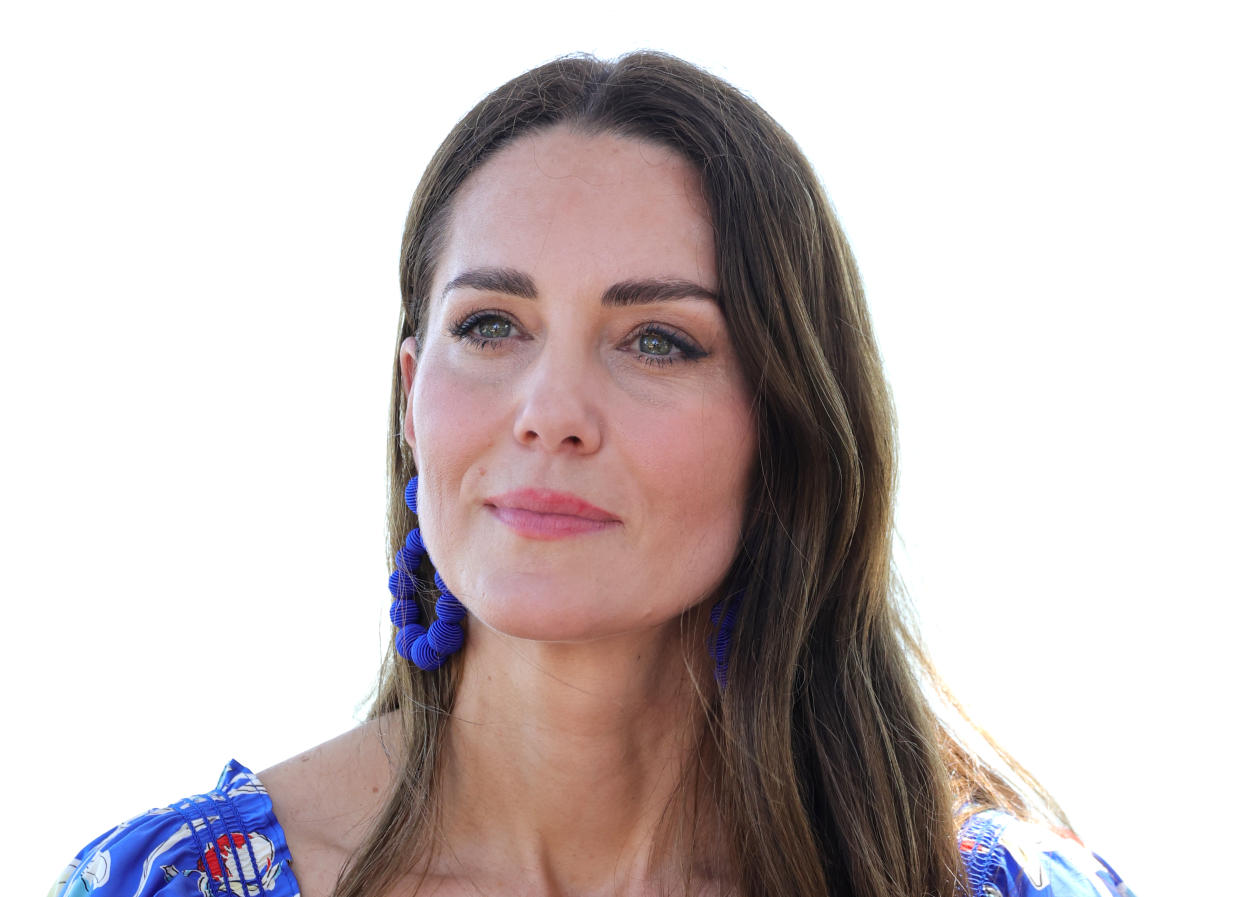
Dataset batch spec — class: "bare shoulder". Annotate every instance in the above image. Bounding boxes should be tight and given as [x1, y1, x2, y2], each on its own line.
[258, 713, 403, 897]
[258, 712, 401, 822]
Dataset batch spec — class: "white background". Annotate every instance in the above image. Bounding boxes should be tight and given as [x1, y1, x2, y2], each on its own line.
[3, 2, 1238, 894]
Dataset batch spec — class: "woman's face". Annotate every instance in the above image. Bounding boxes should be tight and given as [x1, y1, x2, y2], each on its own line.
[403, 127, 755, 643]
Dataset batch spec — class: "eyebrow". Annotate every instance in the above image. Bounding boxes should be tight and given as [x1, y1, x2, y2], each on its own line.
[601, 278, 718, 307]
[441, 266, 718, 306]
[441, 267, 537, 300]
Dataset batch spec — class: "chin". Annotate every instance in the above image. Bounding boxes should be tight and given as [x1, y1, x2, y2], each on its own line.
[459, 573, 673, 645]
[468, 595, 633, 644]
[474, 614, 607, 644]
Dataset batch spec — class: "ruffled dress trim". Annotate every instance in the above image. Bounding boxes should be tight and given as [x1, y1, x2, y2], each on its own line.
[51, 760, 301, 897]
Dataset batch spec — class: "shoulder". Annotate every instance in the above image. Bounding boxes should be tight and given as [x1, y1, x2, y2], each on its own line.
[253, 715, 400, 895]
[48, 761, 297, 897]
[958, 810, 1135, 897]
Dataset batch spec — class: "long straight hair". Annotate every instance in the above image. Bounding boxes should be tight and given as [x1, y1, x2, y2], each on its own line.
[334, 52, 1064, 897]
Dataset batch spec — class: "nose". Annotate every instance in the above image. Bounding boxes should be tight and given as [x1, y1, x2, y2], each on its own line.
[511, 344, 603, 454]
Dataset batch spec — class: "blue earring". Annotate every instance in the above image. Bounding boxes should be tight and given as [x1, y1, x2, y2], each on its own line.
[709, 593, 740, 689]
[387, 475, 467, 670]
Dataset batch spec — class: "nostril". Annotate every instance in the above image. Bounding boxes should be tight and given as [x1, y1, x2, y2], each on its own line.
[513, 397, 600, 452]
[521, 429, 583, 447]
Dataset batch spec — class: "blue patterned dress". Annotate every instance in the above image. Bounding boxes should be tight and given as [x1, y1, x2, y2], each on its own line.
[50, 762, 1134, 897]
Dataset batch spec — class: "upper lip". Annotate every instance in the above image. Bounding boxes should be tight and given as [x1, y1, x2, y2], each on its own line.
[484, 488, 619, 522]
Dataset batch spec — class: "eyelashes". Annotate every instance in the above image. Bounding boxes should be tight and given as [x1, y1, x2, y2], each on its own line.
[627, 324, 708, 366]
[446, 309, 709, 367]
[448, 310, 514, 349]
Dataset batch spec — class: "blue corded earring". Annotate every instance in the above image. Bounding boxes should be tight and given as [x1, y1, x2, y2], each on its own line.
[388, 475, 467, 670]
[709, 592, 740, 689]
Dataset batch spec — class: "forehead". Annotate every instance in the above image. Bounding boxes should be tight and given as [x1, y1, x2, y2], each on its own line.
[437, 127, 717, 294]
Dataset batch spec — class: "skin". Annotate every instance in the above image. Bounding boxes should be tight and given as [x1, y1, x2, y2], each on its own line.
[263, 127, 755, 897]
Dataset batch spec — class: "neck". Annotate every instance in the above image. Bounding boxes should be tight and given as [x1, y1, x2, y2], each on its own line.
[433, 621, 722, 895]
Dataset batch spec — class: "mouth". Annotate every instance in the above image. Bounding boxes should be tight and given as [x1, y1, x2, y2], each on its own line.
[483, 488, 621, 540]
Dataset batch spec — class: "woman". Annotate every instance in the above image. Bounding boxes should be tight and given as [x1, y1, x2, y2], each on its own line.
[52, 52, 1133, 897]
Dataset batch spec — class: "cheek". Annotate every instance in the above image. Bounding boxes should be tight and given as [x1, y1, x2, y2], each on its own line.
[629, 391, 754, 582]
[409, 359, 498, 561]
[410, 345, 511, 470]
[412, 370, 486, 469]
[659, 382, 753, 495]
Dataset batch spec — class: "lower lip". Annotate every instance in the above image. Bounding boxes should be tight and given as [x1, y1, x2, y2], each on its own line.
[487, 506, 619, 540]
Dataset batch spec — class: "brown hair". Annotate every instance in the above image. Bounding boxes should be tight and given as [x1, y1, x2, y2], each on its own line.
[335, 51, 1064, 897]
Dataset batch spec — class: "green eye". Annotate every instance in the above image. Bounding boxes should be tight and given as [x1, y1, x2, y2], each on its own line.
[639, 332, 673, 356]
[475, 317, 511, 340]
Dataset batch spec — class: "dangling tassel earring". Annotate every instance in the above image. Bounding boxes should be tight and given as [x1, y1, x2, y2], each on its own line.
[387, 475, 467, 670]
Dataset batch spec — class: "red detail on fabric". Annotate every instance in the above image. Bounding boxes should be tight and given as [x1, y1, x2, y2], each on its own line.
[199, 833, 249, 881]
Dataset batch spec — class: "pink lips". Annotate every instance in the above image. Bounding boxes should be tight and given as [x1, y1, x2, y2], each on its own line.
[483, 488, 620, 540]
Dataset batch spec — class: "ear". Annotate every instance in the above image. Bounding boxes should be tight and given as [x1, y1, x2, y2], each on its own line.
[400, 335, 419, 450]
